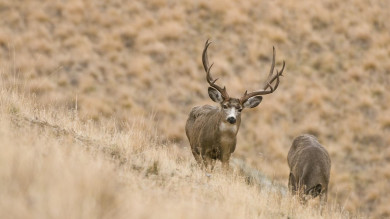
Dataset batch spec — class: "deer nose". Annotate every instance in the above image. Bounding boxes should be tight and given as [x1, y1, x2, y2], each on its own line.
[227, 117, 236, 124]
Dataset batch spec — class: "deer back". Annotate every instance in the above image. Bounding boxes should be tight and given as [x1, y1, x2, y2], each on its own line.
[287, 134, 331, 193]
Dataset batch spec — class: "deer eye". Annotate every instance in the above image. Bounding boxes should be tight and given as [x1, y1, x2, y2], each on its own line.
[222, 105, 228, 109]
[238, 108, 242, 112]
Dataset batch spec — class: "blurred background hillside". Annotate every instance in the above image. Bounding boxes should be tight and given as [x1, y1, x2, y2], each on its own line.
[0, 0, 389, 217]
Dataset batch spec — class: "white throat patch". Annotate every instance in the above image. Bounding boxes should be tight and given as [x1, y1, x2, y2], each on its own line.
[219, 122, 238, 133]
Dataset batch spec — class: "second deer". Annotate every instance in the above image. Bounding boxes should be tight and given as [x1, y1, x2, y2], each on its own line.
[287, 134, 331, 206]
[185, 39, 286, 169]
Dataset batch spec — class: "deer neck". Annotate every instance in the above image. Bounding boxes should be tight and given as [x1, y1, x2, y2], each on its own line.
[218, 117, 240, 153]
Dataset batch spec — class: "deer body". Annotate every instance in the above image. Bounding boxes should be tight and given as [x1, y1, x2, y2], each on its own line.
[186, 40, 285, 169]
[287, 134, 331, 205]
[186, 103, 241, 168]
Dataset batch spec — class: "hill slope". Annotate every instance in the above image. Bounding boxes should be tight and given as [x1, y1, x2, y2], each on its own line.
[0, 87, 351, 218]
[0, 0, 389, 217]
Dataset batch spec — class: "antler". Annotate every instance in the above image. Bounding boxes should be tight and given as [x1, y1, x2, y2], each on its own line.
[240, 46, 285, 104]
[202, 39, 230, 100]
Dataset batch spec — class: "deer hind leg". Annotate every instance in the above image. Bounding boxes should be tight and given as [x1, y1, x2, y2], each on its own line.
[288, 172, 297, 195]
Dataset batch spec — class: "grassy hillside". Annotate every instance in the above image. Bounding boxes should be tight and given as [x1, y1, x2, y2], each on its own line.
[0, 87, 350, 218]
[0, 0, 389, 217]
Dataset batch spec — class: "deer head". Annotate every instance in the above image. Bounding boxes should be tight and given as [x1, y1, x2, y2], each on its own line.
[202, 39, 285, 125]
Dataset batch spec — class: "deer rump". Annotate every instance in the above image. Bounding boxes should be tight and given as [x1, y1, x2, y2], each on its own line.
[287, 135, 331, 201]
[185, 105, 237, 162]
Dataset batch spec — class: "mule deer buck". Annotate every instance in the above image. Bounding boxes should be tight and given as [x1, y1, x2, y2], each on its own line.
[287, 134, 331, 206]
[185, 39, 286, 169]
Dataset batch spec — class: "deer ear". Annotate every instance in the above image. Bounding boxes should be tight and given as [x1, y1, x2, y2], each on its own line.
[208, 87, 224, 103]
[243, 96, 263, 108]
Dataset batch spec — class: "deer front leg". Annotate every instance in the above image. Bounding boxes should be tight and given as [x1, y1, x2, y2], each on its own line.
[220, 152, 231, 170]
[191, 148, 202, 165]
[203, 156, 216, 171]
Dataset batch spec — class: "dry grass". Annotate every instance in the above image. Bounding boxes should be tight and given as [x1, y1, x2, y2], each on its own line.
[0, 0, 389, 217]
[0, 86, 350, 219]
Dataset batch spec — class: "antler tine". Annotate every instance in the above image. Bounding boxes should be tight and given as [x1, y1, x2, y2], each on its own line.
[202, 39, 212, 72]
[202, 39, 229, 99]
[240, 47, 285, 104]
[263, 46, 276, 90]
[266, 60, 285, 90]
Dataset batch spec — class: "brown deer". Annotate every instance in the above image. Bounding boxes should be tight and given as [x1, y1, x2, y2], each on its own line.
[185, 39, 286, 169]
[287, 134, 331, 206]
